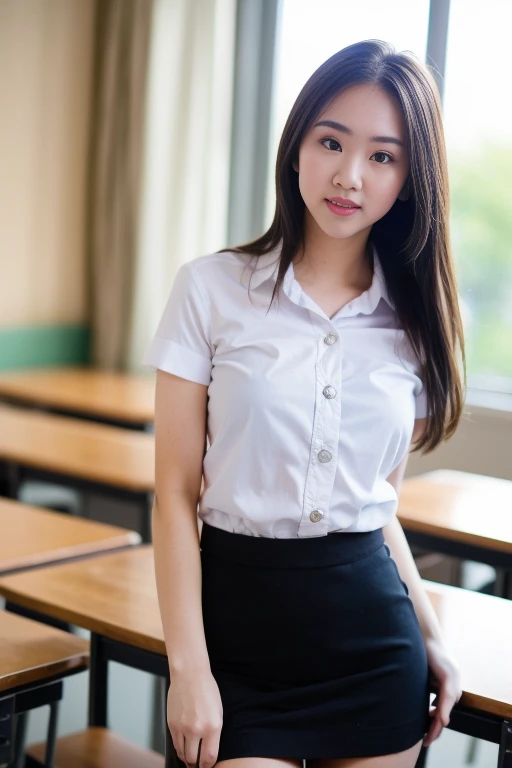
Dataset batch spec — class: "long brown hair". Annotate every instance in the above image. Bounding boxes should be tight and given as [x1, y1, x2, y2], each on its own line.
[222, 39, 465, 454]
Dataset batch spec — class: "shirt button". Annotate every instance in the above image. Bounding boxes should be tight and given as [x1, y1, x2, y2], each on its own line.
[323, 385, 337, 399]
[323, 332, 338, 345]
[310, 509, 324, 523]
[318, 449, 332, 463]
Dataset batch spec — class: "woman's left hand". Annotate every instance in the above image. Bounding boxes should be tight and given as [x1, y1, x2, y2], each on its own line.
[423, 636, 463, 747]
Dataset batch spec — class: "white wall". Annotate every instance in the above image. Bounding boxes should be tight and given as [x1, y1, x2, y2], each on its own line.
[407, 403, 512, 482]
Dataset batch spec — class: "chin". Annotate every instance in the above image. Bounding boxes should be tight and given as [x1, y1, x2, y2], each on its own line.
[317, 217, 365, 240]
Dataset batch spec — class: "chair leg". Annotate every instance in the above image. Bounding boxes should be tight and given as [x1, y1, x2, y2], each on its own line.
[13, 711, 29, 768]
[464, 735, 479, 764]
[415, 745, 429, 768]
[44, 701, 60, 767]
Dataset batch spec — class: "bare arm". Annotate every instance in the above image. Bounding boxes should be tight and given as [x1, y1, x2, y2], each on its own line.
[153, 369, 222, 768]
[385, 418, 462, 746]
[153, 369, 210, 675]
[384, 418, 444, 642]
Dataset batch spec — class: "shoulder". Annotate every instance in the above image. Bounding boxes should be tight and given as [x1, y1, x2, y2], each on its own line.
[181, 249, 251, 289]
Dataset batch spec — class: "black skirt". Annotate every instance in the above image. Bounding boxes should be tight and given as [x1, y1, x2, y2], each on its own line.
[200, 522, 430, 762]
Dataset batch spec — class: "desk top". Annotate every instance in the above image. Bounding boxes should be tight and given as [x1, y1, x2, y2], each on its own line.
[0, 545, 510, 718]
[0, 546, 164, 655]
[0, 610, 89, 693]
[399, 470, 512, 555]
[0, 498, 141, 575]
[0, 367, 154, 425]
[0, 404, 154, 493]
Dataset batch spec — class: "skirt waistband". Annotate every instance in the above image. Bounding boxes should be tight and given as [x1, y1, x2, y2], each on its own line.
[200, 522, 385, 569]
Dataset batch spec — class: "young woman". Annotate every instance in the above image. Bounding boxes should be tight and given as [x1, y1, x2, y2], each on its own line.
[143, 39, 465, 768]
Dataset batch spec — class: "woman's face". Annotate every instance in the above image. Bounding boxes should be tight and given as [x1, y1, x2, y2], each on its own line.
[295, 83, 410, 243]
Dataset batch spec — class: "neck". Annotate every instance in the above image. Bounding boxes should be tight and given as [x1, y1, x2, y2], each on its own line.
[293, 215, 374, 290]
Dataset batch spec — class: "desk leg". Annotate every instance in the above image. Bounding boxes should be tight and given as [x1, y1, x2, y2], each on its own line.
[88, 634, 108, 728]
[415, 745, 429, 767]
[0, 695, 15, 767]
[13, 712, 28, 768]
[5, 462, 21, 500]
[44, 701, 59, 767]
[142, 493, 154, 544]
[501, 570, 511, 600]
[151, 677, 166, 753]
[498, 719, 512, 768]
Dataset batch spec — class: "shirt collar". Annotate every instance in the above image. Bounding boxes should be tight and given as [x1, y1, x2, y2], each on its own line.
[241, 242, 395, 313]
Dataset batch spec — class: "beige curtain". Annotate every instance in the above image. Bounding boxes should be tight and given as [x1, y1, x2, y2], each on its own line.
[86, 0, 153, 369]
[127, 0, 237, 372]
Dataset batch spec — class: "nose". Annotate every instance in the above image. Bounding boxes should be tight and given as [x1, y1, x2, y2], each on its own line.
[332, 153, 363, 192]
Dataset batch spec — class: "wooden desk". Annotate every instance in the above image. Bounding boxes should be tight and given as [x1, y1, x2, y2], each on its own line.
[0, 404, 154, 540]
[0, 610, 89, 766]
[0, 546, 510, 767]
[399, 470, 512, 597]
[0, 547, 168, 765]
[0, 498, 140, 576]
[0, 546, 163, 656]
[0, 367, 154, 429]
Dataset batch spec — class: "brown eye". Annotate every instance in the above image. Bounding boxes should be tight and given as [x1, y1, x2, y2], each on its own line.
[320, 138, 341, 152]
[372, 152, 393, 164]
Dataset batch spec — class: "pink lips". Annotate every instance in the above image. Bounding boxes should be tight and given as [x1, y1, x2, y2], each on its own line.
[325, 198, 360, 216]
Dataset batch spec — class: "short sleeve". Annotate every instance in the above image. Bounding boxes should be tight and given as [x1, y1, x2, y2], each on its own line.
[414, 382, 428, 419]
[396, 330, 429, 419]
[141, 263, 213, 385]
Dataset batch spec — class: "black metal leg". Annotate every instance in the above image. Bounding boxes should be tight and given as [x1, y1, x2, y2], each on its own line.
[88, 634, 108, 728]
[150, 676, 166, 754]
[415, 745, 429, 767]
[501, 570, 511, 600]
[142, 493, 154, 543]
[6, 462, 21, 500]
[498, 719, 512, 768]
[13, 711, 28, 768]
[44, 701, 59, 767]
[0, 695, 15, 767]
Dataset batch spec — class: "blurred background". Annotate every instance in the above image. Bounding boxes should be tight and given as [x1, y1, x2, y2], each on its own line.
[0, 1, 510, 766]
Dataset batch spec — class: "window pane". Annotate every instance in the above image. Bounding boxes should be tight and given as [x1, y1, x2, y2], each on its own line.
[265, 0, 430, 224]
[444, 0, 512, 387]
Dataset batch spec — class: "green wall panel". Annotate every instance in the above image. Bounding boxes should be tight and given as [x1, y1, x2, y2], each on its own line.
[0, 324, 91, 370]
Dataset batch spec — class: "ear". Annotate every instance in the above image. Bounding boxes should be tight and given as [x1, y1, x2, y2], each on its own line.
[292, 159, 299, 173]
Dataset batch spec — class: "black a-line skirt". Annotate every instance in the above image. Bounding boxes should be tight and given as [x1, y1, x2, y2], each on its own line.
[200, 521, 431, 762]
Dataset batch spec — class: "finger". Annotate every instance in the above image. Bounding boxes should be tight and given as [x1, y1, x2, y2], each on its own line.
[184, 736, 201, 767]
[436, 687, 455, 728]
[199, 732, 221, 768]
[423, 716, 444, 747]
[171, 730, 185, 763]
[195, 738, 203, 768]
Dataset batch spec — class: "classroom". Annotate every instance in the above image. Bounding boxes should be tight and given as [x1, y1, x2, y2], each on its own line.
[0, 2, 510, 768]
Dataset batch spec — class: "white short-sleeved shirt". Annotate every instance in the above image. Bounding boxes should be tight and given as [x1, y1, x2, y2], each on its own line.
[142, 244, 427, 538]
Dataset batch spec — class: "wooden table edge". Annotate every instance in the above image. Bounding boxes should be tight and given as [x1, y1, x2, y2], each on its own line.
[0, 393, 152, 425]
[398, 514, 512, 556]
[0, 651, 90, 694]
[461, 691, 512, 721]
[0, 534, 142, 575]
[0, 585, 165, 658]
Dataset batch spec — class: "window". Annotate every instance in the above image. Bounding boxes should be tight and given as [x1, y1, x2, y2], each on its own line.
[265, 0, 512, 403]
[443, 0, 512, 390]
[265, 0, 431, 224]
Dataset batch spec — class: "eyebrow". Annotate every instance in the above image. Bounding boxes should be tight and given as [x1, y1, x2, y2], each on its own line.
[314, 120, 405, 148]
